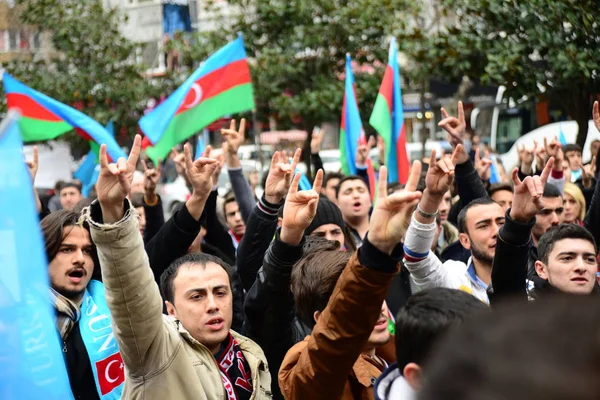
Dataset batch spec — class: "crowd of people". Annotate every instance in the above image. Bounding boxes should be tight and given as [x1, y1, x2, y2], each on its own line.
[16, 100, 600, 399]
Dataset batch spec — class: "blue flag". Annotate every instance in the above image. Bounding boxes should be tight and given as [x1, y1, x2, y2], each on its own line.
[195, 136, 205, 160]
[77, 121, 115, 198]
[74, 149, 98, 184]
[558, 123, 568, 146]
[489, 155, 501, 184]
[299, 173, 312, 191]
[0, 112, 73, 399]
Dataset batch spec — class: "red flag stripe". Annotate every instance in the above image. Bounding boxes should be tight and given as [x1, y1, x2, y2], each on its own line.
[6, 92, 63, 122]
[176, 59, 252, 115]
[378, 66, 394, 113]
[396, 125, 410, 184]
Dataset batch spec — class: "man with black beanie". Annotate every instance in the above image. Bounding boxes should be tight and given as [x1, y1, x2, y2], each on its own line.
[305, 197, 348, 249]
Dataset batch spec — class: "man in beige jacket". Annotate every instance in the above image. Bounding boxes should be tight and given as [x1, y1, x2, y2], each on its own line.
[84, 136, 272, 399]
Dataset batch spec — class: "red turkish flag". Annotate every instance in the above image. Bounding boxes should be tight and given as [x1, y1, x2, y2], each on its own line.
[96, 352, 125, 395]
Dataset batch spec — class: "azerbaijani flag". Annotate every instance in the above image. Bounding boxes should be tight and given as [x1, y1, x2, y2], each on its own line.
[140, 36, 255, 163]
[340, 54, 361, 176]
[369, 38, 410, 184]
[3, 73, 126, 162]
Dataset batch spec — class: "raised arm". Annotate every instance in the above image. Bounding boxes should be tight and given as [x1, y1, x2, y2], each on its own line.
[491, 158, 553, 305]
[222, 118, 256, 222]
[403, 147, 466, 290]
[244, 168, 322, 399]
[144, 143, 222, 283]
[89, 135, 217, 376]
[310, 127, 325, 180]
[439, 101, 488, 205]
[355, 136, 377, 189]
[279, 165, 421, 399]
[141, 159, 165, 243]
[543, 136, 566, 195]
[237, 149, 300, 291]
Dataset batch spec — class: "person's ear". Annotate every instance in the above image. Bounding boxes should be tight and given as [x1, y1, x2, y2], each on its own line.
[403, 363, 422, 391]
[459, 232, 471, 250]
[313, 310, 321, 324]
[165, 300, 177, 318]
[535, 260, 549, 280]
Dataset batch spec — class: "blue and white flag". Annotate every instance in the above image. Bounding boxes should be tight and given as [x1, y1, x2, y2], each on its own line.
[0, 111, 73, 399]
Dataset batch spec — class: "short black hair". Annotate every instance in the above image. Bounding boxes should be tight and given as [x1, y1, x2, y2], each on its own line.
[395, 288, 487, 372]
[457, 197, 496, 234]
[130, 192, 145, 208]
[335, 175, 368, 198]
[537, 224, 597, 265]
[159, 252, 233, 304]
[324, 172, 344, 187]
[420, 296, 600, 400]
[59, 182, 82, 194]
[488, 183, 513, 198]
[222, 191, 238, 217]
[387, 182, 404, 195]
[543, 183, 562, 198]
[563, 143, 582, 155]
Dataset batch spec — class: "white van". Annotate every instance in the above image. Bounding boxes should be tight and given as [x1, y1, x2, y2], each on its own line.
[498, 120, 600, 171]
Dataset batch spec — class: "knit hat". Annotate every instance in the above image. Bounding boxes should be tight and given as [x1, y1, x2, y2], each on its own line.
[305, 196, 346, 235]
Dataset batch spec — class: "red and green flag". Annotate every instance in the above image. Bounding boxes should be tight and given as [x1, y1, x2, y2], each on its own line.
[3, 73, 126, 161]
[340, 54, 376, 200]
[369, 38, 410, 184]
[140, 36, 255, 163]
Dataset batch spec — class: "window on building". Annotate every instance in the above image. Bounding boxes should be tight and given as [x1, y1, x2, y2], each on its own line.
[8, 30, 18, 51]
[19, 30, 30, 50]
[0, 30, 6, 52]
[32, 32, 41, 49]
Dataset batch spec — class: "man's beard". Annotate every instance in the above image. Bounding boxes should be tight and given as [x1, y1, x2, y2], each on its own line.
[469, 239, 494, 264]
[57, 286, 86, 301]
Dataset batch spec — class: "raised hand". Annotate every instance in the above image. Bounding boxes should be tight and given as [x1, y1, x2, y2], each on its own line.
[97, 135, 142, 223]
[356, 136, 376, 167]
[26, 145, 39, 183]
[367, 164, 422, 254]
[518, 142, 535, 165]
[205, 145, 224, 183]
[581, 156, 594, 189]
[280, 169, 323, 245]
[183, 143, 218, 199]
[377, 135, 386, 165]
[221, 118, 245, 156]
[535, 143, 547, 172]
[425, 146, 463, 197]
[439, 101, 468, 164]
[264, 148, 301, 204]
[310, 127, 324, 154]
[474, 148, 492, 181]
[142, 158, 162, 196]
[510, 157, 554, 223]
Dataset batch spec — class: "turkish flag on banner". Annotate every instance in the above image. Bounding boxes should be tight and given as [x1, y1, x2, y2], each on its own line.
[96, 352, 125, 395]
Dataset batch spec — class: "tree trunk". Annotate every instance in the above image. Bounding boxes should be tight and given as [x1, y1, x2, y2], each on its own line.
[563, 91, 592, 149]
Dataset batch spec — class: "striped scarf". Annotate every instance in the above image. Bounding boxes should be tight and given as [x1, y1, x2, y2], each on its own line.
[50, 287, 81, 340]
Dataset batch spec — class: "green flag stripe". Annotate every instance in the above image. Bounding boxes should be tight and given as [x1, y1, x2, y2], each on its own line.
[339, 127, 350, 175]
[369, 93, 392, 164]
[18, 117, 72, 142]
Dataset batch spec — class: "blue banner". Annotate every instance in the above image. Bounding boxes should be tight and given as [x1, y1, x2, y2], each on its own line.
[0, 112, 73, 399]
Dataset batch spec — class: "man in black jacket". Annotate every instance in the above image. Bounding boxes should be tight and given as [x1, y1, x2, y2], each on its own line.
[491, 157, 598, 303]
